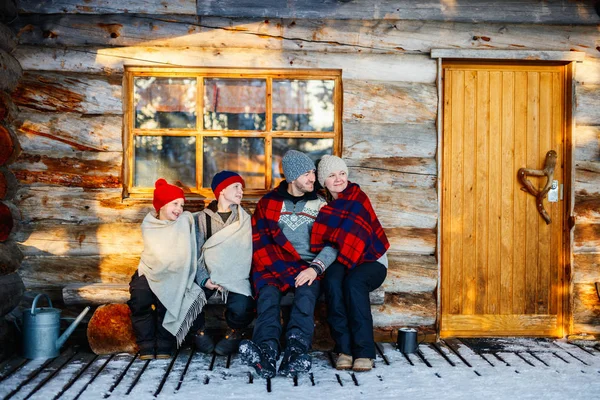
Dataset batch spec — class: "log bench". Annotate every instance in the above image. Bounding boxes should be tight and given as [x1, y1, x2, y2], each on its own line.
[62, 283, 386, 306]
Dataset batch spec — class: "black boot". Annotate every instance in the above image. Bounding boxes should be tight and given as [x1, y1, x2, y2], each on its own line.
[215, 328, 246, 356]
[278, 337, 312, 377]
[239, 339, 277, 379]
[193, 330, 215, 354]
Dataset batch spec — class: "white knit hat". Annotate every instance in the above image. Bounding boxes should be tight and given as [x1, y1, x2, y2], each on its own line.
[318, 155, 348, 187]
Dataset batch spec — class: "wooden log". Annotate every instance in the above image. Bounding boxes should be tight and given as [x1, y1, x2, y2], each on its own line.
[15, 222, 143, 257]
[12, 15, 600, 58]
[577, 59, 600, 85]
[574, 223, 600, 254]
[0, 272, 25, 316]
[348, 163, 436, 189]
[14, 186, 150, 224]
[11, 151, 122, 188]
[12, 46, 436, 83]
[383, 254, 437, 294]
[343, 80, 437, 124]
[18, 0, 197, 15]
[385, 227, 436, 255]
[0, 167, 16, 201]
[576, 84, 600, 126]
[12, 72, 122, 114]
[575, 161, 600, 224]
[87, 303, 138, 355]
[0, 240, 23, 275]
[0, 91, 19, 123]
[361, 185, 437, 229]
[572, 253, 600, 284]
[573, 283, 600, 335]
[18, 254, 140, 290]
[0, 1, 18, 22]
[343, 122, 437, 160]
[0, 201, 13, 242]
[0, 48, 23, 92]
[0, 23, 16, 53]
[15, 112, 123, 152]
[0, 124, 14, 166]
[195, 0, 600, 24]
[372, 292, 436, 328]
[574, 125, 599, 162]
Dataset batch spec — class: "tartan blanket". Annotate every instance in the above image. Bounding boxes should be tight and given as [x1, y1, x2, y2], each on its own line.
[310, 182, 389, 269]
[251, 186, 310, 295]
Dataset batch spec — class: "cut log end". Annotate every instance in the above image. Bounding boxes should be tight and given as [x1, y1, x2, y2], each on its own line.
[87, 303, 138, 355]
[0, 202, 13, 242]
[0, 125, 14, 166]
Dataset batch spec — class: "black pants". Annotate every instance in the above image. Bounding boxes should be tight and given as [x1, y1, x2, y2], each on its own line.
[128, 272, 255, 352]
[323, 261, 387, 359]
[252, 282, 321, 353]
[128, 271, 176, 353]
[196, 287, 255, 330]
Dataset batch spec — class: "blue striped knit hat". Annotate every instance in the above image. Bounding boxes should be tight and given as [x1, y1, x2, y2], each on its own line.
[211, 170, 245, 199]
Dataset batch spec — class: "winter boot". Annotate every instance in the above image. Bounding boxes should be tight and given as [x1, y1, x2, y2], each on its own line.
[239, 339, 277, 379]
[193, 329, 215, 354]
[215, 328, 245, 356]
[278, 337, 312, 377]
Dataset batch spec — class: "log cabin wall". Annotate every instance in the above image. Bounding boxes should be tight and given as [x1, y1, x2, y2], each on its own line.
[5, 0, 600, 339]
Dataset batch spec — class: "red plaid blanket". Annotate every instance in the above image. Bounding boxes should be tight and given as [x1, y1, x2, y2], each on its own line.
[251, 186, 310, 295]
[310, 182, 389, 269]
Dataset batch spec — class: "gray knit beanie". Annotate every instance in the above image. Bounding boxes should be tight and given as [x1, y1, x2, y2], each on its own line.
[281, 150, 316, 182]
[317, 155, 348, 187]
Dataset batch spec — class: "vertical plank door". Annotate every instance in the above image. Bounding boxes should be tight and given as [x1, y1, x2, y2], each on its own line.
[441, 61, 567, 337]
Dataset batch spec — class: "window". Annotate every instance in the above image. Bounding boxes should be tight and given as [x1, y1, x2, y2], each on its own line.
[123, 67, 342, 199]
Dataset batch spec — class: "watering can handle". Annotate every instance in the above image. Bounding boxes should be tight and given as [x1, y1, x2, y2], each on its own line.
[31, 293, 53, 315]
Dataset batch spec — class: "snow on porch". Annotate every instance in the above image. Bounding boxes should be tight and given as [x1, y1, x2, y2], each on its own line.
[2, 338, 600, 400]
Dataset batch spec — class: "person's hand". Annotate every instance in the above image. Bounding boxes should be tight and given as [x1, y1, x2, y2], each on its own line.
[205, 279, 223, 291]
[295, 268, 318, 287]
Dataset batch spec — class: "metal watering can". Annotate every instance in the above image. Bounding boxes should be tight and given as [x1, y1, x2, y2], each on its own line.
[21, 293, 90, 359]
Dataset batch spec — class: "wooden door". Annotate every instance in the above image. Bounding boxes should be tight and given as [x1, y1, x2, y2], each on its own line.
[441, 61, 568, 337]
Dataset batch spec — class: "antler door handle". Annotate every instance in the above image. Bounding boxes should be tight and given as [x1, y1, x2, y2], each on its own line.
[517, 150, 557, 225]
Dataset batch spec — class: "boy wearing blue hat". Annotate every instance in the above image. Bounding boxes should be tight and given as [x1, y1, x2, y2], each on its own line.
[192, 171, 255, 356]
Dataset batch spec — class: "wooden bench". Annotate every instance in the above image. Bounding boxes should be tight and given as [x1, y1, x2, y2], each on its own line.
[62, 283, 385, 306]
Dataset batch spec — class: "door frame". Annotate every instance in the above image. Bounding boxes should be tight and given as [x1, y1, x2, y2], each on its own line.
[431, 50, 583, 339]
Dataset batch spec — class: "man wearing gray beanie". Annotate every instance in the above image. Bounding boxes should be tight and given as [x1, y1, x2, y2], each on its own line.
[239, 150, 338, 379]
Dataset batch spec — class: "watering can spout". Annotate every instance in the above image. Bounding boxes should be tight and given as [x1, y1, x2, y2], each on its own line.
[56, 306, 90, 349]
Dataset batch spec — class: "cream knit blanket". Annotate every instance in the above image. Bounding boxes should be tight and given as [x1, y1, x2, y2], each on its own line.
[138, 211, 206, 346]
[199, 206, 252, 298]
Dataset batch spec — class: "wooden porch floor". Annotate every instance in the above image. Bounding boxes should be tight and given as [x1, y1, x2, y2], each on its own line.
[2, 338, 600, 399]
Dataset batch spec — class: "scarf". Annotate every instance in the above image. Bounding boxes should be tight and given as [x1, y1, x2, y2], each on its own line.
[138, 211, 206, 346]
[199, 206, 253, 299]
[251, 184, 311, 295]
[310, 182, 390, 269]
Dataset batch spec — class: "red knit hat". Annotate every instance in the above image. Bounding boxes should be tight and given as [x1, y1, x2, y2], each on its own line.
[211, 171, 245, 199]
[153, 178, 185, 214]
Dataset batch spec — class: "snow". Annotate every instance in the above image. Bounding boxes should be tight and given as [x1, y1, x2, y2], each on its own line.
[2, 339, 600, 400]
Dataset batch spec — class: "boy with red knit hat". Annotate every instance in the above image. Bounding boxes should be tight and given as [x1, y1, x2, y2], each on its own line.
[192, 170, 254, 356]
[128, 179, 207, 360]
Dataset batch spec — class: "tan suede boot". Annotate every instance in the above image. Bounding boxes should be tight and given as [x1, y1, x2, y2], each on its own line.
[352, 358, 374, 372]
[335, 353, 353, 370]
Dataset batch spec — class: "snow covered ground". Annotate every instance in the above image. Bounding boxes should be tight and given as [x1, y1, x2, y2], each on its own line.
[2, 338, 600, 400]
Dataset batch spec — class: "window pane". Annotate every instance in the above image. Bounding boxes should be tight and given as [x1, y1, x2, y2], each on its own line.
[134, 136, 196, 187]
[203, 137, 265, 189]
[271, 138, 333, 187]
[134, 77, 197, 129]
[204, 79, 266, 131]
[272, 80, 334, 132]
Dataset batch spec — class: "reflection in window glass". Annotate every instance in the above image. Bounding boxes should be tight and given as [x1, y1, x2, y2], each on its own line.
[272, 80, 334, 132]
[134, 136, 196, 187]
[134, 77, 197, 129]
[204, 79, 266, 131]
[203, 137, 265, 189]
[271, 138, 333, 187]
